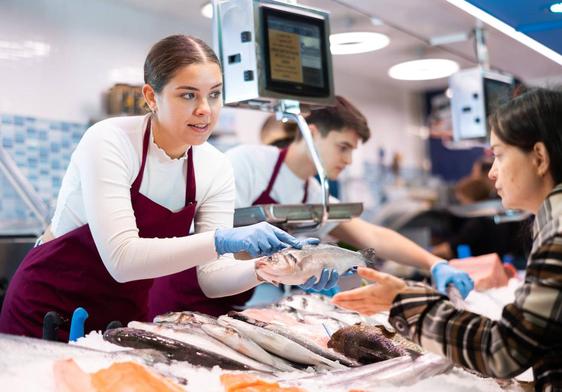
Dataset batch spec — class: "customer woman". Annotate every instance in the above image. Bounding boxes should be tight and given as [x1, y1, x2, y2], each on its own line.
[0, 35, 315, 340]
[332, 87, 562, 391]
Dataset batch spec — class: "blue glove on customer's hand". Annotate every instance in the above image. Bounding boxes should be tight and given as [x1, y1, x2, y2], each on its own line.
[432, 261, 474, 299]
[215, 222, 304, 257]
[299, 268, 339, 291]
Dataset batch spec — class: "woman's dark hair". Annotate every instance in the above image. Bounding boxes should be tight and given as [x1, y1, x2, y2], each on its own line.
[489, 87, 562, 184]
[144, 35, 221, 93]
[301, 96, 371, 142]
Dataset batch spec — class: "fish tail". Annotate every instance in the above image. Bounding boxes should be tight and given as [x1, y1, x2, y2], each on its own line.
[358, 248, 377, 268]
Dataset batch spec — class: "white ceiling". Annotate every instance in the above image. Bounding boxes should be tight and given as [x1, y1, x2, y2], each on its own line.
[110, 0, 562, 91]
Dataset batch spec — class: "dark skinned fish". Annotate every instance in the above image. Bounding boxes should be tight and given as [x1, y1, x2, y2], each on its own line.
[328, 324, 422, 365]
[103, 327, 251, 371]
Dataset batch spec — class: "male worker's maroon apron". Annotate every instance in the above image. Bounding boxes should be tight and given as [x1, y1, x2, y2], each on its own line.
[0, 118, 197, 340]
[251, 148, 308, 205]
[148, 147, 307, 318]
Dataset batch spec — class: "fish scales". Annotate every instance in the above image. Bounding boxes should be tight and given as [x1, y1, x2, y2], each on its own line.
[328, 324, 422, 365]
[153, 311, 218, 325]
[279, 294, 396, 331]
[255, 244, 376, 285]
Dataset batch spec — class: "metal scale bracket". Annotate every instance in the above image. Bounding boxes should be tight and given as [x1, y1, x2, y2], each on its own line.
[234, 202, 363, 230]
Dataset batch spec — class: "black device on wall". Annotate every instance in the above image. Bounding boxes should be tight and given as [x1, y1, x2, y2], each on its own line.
[261, 5, 330, 98]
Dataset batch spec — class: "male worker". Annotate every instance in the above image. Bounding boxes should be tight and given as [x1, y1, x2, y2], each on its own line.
[226, 96, 474, 297]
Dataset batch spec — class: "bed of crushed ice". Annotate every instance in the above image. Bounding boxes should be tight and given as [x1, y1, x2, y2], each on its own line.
[0, 278, 531, 391]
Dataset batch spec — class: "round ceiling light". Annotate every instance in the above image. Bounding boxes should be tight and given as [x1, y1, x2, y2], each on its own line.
[201, 2, 213, 19]
[388, 59, 460, 80]
[330, 32, 390, 55]
[550, 2, 562, 13]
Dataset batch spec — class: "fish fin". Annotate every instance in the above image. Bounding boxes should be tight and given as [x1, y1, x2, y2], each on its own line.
[359, 248, 378, 268]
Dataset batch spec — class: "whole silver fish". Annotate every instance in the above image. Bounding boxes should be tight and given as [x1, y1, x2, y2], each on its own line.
[226, 312, 359, 368]
[279, 294, 395, 332]
[200, 323, 300, 372]
[285, 353, 452, 389]
[128, 321, 276, 373]
[153, 311, 218, 325]
[255, 244, 376, 285]
[218, 315, 347, 369]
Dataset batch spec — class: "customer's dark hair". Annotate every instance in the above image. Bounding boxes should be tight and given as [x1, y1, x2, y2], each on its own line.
[144, 35, 220, 93]
[489, 87, 562, 184]
[300, 96, 371, 142]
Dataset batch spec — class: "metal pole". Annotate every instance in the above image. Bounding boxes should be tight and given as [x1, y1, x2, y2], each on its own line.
[474, 20, 490, 69]
[277, 99, 329, 226]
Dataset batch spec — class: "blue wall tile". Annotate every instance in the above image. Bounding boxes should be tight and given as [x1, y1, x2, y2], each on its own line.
[0, 114, 87, 223]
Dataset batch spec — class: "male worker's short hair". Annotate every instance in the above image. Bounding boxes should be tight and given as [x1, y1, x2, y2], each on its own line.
[300, 95, 370, 142]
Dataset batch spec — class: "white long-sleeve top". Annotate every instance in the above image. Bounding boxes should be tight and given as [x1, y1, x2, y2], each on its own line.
[226, 144, 339, 237]
[50, 114, 259, 296]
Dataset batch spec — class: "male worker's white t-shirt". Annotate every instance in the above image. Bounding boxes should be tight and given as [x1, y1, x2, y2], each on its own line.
[226, 144, 339, 237]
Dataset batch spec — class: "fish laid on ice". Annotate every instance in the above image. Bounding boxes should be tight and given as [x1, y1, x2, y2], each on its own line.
[285, 352, 451, 389]
[200, 323, 300, 373]
[128, 321, 276, 373]
[153, 311, 218, 325]
[279, 294, 395, 332]
[103, 327, 251, 371]
[227, 312, 359, 368]
[154, 312, 300, 372]
[327, 324, 422, 364]
[249, 306, 348, 335]
[218, 315, 346, 369]
[255, 244, 376, 285]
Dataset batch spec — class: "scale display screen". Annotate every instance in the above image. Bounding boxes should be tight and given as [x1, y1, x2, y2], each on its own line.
[262, 6, 330, 98]
[484, 78, 513, 119]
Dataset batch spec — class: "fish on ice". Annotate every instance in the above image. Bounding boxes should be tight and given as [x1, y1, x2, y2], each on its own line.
[327, 324, 422, 365]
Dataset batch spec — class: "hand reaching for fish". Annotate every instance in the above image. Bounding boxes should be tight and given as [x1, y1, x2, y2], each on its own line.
[331, 267, 407, 315]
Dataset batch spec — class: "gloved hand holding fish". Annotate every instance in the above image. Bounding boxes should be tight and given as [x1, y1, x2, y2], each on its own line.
[254, 243, 377, 286]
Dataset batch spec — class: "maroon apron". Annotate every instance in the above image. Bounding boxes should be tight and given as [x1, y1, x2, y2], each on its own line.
[252, 148, 308, 205]
[148, 147, 306, 318]
[0, 118, 197, 340]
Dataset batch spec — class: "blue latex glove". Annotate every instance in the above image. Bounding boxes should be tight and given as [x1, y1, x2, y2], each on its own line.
[215, 222, 305, 257]
[299, 268, 340, 291]
[432, 261, 474, 299]
[307, 284, 341, 297]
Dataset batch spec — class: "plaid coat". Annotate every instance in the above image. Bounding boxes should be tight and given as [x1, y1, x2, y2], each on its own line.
[389, 184, 562, 392]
